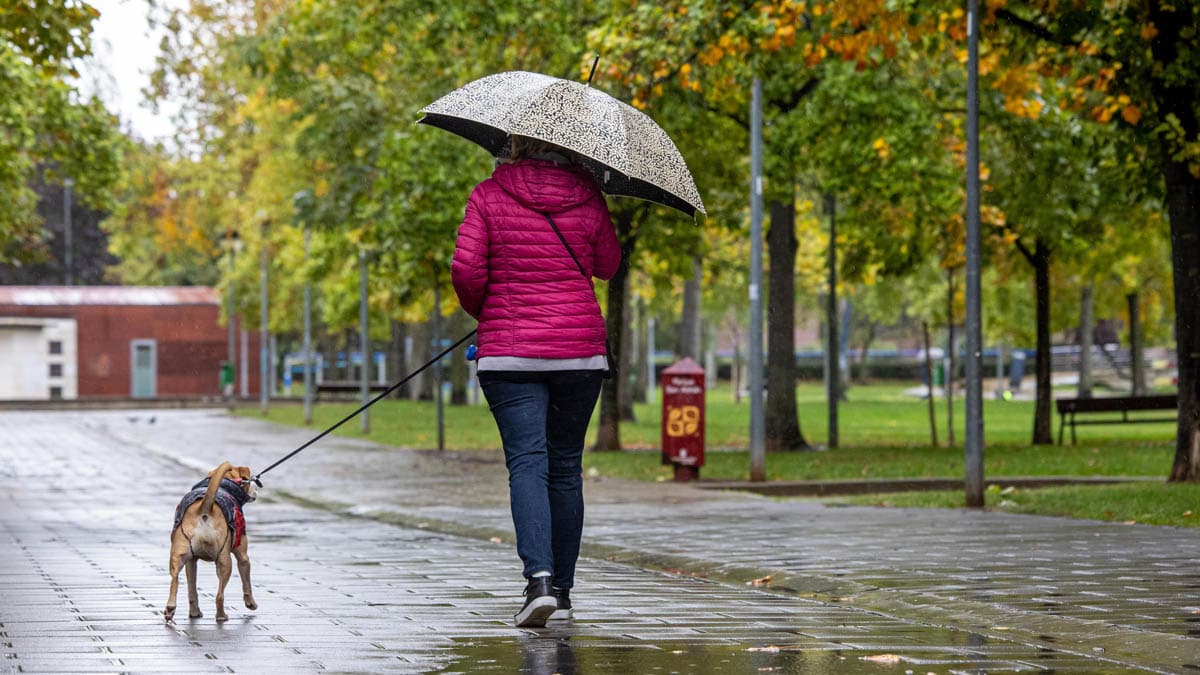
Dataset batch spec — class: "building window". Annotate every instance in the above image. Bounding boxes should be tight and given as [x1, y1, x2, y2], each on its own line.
[49, 363, 63, 378]
[49, 386, 63, 400]
[48, 340, 62, 355]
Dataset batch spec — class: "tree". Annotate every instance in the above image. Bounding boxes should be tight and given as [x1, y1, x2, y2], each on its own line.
[987, 0, 1200, 478]
[1, 1, 123, 267]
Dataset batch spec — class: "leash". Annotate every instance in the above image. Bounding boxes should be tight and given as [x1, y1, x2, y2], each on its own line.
[252, 328, 478, 485]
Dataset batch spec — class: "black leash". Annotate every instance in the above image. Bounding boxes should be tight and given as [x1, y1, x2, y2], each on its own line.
[252, 328, 478, 485]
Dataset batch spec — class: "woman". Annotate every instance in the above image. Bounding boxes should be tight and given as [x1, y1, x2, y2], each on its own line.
[451, 135, 621, 627]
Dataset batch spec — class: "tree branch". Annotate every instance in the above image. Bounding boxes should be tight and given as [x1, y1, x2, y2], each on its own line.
[994, 7, 1113, 63]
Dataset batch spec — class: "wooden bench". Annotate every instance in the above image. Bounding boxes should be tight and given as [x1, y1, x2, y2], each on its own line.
[1055, 394, 1177, 445]
[315, 381, 392, 401]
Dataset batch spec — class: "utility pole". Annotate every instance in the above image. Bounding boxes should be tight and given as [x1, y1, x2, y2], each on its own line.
[63, 178, 74, 285]
[748, 77, 766, 482]
[964, 0, 985, 507]
[303, 228, 313, 425]
[359, 248, 370, 434]
[825, 193, 839, 449]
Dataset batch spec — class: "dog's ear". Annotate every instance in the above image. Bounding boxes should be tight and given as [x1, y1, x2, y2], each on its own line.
[235, 466, 253, 481]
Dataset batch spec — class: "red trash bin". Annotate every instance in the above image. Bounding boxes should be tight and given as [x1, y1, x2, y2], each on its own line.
[661, 357, 705, 482]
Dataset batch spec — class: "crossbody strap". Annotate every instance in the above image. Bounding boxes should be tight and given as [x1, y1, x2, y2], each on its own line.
[542, 213, 588, 279]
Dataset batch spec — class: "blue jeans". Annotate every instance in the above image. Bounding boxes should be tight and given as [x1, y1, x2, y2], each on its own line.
[478, 370, 604, 589]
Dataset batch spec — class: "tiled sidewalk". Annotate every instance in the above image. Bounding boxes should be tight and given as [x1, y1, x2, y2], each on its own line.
[1, 410, 1190, 672]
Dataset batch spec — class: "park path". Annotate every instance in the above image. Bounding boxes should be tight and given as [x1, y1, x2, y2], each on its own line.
[1, 409, 1196, 672]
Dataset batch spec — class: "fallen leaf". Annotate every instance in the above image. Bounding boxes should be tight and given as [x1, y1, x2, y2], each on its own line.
[746, 646, 780, 653]
[1183, 511, 1193, 517]
[1122, 520, 1137, 525]
[747, 575, 773, 587]
[861, 654, 902, 664]
[488, 537, 502, 544]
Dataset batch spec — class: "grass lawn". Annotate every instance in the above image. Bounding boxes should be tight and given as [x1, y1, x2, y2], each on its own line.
[243, 382, 1191, 526]
[829, 482, 1200, 528]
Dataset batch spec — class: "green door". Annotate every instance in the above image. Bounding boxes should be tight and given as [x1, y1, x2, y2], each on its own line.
[131, 340, 156, 398]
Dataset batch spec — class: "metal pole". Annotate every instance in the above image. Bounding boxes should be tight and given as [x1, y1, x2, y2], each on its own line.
[964, 0, 985, 507]
[748, 77, 766, 481]
[260, 223, 270, 416]
[433, 283, 445, 451]
[825, 193, 839, 449]
[303, 229, 313, 425]
[63, 179, 73, 285]
[240, 328, 249, 398]
[359, 248, 370, 434]
[227, 240, 236, 399]
[646, 316, 656, 403]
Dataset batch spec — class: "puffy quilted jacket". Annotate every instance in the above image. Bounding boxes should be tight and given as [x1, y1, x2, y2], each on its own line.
[451, 159, 621, 359]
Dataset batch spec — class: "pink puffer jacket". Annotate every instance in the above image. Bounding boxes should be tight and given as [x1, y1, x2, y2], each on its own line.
[451, 159, 621, 359]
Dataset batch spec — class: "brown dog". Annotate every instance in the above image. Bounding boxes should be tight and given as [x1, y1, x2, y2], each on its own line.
[164, 462, 258, 622]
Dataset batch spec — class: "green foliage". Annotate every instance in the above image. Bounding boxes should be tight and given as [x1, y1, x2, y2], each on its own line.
[0, 1, 123, 266]
[834, 483, 1200, 528]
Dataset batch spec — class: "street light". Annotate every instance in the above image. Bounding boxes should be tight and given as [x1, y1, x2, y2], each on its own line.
[259, 214, 271, 416]
[63, 178, 74, 286]
[222, 229, 243, 401]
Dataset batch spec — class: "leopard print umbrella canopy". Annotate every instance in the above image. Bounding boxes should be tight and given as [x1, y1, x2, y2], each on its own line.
[418, 70, 706, 218]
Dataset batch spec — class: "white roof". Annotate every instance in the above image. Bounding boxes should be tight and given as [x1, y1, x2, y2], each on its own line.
[0, 286, 219, 306]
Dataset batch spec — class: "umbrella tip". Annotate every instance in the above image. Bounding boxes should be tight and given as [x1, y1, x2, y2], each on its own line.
[586, 54, 600, 86]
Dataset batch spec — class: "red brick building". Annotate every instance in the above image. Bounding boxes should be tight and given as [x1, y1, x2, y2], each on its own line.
[0, 286, 261, 400]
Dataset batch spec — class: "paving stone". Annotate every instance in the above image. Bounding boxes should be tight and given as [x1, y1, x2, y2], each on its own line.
[0, 411, 1183, 673]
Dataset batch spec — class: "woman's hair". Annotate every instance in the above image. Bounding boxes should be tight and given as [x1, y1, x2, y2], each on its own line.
[508, 135, 572, 163]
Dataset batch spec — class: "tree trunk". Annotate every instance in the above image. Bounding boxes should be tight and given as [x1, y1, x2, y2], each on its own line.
[1032, 239, 1053, 445]
[410, 320, 432, 400]
[1078, 283, 1094, 399]
[1127, 292, 1146, 396]
[923, 321, 939, 448]
[633, 299, 648, 403]
[1162, 144, 1200, 480]
[1147, 0, 1199, 480]
[389, 320, 407, 398]
[946, 270, 956, 447]
[593, 222, 638, 451]
[765, 198, 810, 451]
[618, 277, 636, 422]
[678, 256, 702, 359]
[449, 310, 470, 405]
[855, 322, 876, 383]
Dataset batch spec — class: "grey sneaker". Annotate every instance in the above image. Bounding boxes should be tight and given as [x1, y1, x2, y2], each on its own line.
[547, 587, 572, 621]
[514, 577, 556, 628]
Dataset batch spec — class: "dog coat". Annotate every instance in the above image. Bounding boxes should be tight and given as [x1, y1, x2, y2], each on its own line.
[172, 478, 251, 549]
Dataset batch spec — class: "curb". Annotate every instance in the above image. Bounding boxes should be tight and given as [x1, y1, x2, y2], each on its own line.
[697, 476, 1159, 496]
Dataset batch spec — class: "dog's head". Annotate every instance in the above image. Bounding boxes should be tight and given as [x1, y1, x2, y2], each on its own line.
[209, 464, 258, 502]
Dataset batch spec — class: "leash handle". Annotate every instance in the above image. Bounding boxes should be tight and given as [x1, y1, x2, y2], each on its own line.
[253, 328, 478, 483]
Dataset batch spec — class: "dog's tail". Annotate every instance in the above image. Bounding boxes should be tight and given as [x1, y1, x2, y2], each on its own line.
[199, 461, 233, 523]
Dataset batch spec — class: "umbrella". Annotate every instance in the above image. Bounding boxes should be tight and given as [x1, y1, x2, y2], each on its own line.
[418, 70, 705, 218]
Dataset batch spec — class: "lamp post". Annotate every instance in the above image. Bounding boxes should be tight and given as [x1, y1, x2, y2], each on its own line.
[303, 227, 313, 425]
[223, 230, 243, 400]
[359, 247, 370, 434]
[748, 77, 766, 482]
[259, 215, 270, 416]
[63, 178, 74, 285]
[964, 0, 985, 507]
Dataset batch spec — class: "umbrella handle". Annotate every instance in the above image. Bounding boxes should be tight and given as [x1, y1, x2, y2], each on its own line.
[587, 55, 600, 86]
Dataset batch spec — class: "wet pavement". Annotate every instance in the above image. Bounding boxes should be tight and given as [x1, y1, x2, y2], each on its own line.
[2, 410, 1198, 673]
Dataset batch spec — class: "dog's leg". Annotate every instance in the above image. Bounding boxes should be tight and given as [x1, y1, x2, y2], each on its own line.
[186, 557, 202, 618]
[164, 548, 185, 621]
[233, 541, 257, 610]
[215, 552, 233, 622]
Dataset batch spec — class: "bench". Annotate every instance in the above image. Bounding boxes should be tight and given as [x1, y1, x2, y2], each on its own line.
[315, 381, 393, 401]
[1055, 394, 1177, 445]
